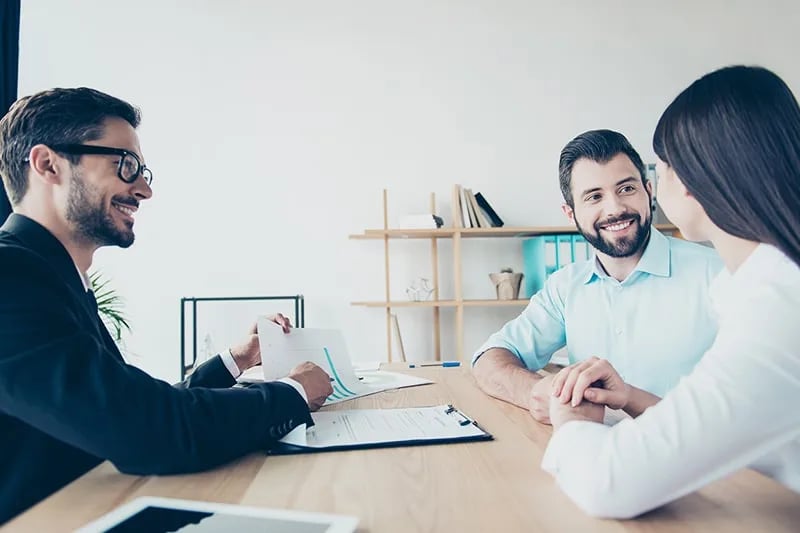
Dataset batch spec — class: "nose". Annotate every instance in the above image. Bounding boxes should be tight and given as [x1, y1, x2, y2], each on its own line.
[601, 194, 626, 219]
[132, 174, 153, 200]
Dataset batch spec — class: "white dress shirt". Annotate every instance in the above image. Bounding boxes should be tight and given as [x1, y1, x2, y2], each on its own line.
[541, 244, 800, 518]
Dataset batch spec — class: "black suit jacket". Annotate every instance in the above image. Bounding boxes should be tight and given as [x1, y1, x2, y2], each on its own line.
[0, 214, 312, 524]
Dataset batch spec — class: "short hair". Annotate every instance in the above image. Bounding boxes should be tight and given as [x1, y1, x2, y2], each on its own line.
[0, 87, 140, 205]
[558, 129, 646, 207]
[653, 65, 800, 268]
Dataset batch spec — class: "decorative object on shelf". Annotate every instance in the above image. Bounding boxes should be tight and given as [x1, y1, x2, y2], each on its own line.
[489, 268, 523, 300]
[406, 277, 435, 301]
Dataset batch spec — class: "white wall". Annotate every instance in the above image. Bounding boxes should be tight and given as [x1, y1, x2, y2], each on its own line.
[18, 0, 800, 380]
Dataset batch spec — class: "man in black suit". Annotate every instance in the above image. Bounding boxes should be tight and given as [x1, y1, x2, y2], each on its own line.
[0, 87, 334, 524]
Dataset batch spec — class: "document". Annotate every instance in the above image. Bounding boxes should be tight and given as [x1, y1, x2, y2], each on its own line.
[239, 321, 433, 405]
[272, 404, 492, 454]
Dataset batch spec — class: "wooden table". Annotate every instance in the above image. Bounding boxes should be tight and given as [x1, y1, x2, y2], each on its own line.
[5, 365, 800, 532]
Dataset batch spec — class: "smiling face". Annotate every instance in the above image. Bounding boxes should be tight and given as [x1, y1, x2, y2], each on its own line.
[564, 153, 653, 258]
[63, 117, 152, 248]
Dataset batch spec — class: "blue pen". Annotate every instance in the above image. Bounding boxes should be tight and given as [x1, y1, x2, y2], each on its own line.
[408, 361, 461, 368]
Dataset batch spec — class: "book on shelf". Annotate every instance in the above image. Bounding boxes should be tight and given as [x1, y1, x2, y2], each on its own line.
[452, 185, 506, 229]
[459, 185, 471, 228]
[464, 187, 480, 227]
[474, 192, 504, 227]
[467, 189, 491, 228]
[453, 184, 468, 228]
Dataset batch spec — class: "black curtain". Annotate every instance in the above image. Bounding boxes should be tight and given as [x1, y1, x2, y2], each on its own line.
[0, 0, 20, 224]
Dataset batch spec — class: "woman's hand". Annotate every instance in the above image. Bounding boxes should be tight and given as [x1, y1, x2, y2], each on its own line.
[551, 357, 630, 410]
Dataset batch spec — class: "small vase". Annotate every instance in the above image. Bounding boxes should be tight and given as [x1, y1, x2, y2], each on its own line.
[489, 272, 523, 300]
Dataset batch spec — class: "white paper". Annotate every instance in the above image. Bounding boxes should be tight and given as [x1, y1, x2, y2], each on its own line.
[242, 321, 433, 405]
[279, 405, 486, 449]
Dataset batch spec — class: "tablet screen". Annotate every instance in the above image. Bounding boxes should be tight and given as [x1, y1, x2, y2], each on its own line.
[77, 497, 358, 533]
[104, 506, 331, 532]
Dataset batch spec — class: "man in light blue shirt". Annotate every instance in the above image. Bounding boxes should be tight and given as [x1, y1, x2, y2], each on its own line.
[472, 130, 722, 423]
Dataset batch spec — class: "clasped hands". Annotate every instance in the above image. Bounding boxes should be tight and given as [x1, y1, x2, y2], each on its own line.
[529, 357, 630, 429]
[229, 314, 333, 411]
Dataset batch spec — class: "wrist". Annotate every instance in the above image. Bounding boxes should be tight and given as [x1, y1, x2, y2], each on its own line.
[620, 383, 632, 410]
[230, 347, 255, 372]
[513, 367, 542, 408]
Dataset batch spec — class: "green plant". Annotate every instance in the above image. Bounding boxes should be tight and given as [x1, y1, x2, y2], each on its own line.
[89, 271, 131, 342]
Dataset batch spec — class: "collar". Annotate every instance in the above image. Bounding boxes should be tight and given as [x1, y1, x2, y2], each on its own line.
[582, 228, 671, 284]
[1, 213, 90, 294]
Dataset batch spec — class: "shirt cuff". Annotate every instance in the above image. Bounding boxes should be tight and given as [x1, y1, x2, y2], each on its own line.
[278, 377, 308, 404]
[219, 348, 242, 379]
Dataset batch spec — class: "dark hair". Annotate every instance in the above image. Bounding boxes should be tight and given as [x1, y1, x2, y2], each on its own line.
[558, 129, 647, 207]
[653, 65, 800, 268]
[0, 87, 140, 205]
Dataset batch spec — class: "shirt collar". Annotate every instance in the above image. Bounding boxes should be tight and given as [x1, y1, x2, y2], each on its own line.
[582, 228, 671, 284]
[75, 264, 90, 291]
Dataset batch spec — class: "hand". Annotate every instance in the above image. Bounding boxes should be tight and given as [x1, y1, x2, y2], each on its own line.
[229, 314, 293, 372]
[551, 357, 630, 410]
[549, 395, 605, 430]
[268, 313, 292, 334]
[288, 362, 333, 411]
[528, 375, 555, 424]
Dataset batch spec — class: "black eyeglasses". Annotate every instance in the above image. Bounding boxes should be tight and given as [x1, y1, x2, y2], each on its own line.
[48, 144, 154, 186]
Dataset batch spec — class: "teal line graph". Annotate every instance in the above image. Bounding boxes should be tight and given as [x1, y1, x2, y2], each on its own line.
[323, 346, 357, 400]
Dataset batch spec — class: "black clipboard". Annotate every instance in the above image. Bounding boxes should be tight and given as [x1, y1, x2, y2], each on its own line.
[270, 404, 493, 455]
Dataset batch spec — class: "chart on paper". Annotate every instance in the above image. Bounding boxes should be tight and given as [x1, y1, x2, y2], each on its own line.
[249, 320, 432, 405]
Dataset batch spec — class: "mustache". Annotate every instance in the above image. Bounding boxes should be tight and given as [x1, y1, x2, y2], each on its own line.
[112, 196, 140, 209]
[595, 213, 639, 230]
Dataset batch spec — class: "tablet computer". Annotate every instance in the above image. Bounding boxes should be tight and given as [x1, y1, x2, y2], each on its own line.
[76, 496, 358, 533]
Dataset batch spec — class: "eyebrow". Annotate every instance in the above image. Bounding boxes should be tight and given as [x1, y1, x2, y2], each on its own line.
[579, 176, 639, 198]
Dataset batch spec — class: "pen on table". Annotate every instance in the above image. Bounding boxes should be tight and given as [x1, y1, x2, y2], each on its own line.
[408, 361, 461, 368]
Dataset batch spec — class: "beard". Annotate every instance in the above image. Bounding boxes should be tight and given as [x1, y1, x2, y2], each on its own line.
[66, 169, 137, 248]
[576, 209, 652, 258]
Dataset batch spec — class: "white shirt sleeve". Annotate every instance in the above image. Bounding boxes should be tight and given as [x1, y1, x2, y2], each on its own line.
[277, 377, 308, 404]
[541, 281, 800, 518]
[219, 349, 242, 379]
[218, 350, 308, 404]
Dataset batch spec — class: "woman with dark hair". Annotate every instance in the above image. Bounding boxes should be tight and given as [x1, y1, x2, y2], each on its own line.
[539, 65, 800, 518]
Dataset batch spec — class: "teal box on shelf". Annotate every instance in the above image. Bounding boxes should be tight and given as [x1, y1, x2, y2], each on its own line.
[522, 234, 591, 297]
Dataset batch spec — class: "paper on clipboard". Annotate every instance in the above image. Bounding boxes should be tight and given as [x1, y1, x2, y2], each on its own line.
[239, 320, 432, 405]
[274, 404, 491, 453]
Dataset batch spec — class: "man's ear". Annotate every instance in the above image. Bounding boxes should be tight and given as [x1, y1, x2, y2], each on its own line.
[645, 179, 653, 197]
[561, 203, 575, 224]
[27, 144, 67, 186]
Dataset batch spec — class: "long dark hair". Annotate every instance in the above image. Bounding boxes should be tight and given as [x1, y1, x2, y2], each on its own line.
[653, 65, 800, 267]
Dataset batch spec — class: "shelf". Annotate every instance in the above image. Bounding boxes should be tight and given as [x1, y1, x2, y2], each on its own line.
[351, 299, 530, 308]
[350, 224, 678, 240]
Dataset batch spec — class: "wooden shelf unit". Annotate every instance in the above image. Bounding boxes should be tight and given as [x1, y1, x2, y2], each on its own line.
[350, 190, 676, 362]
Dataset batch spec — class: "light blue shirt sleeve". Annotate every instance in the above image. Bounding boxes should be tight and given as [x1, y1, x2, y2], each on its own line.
[472, 270, 567, 370]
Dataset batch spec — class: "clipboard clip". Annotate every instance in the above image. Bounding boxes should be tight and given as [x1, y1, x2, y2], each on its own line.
[444, 404, 473, 426]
